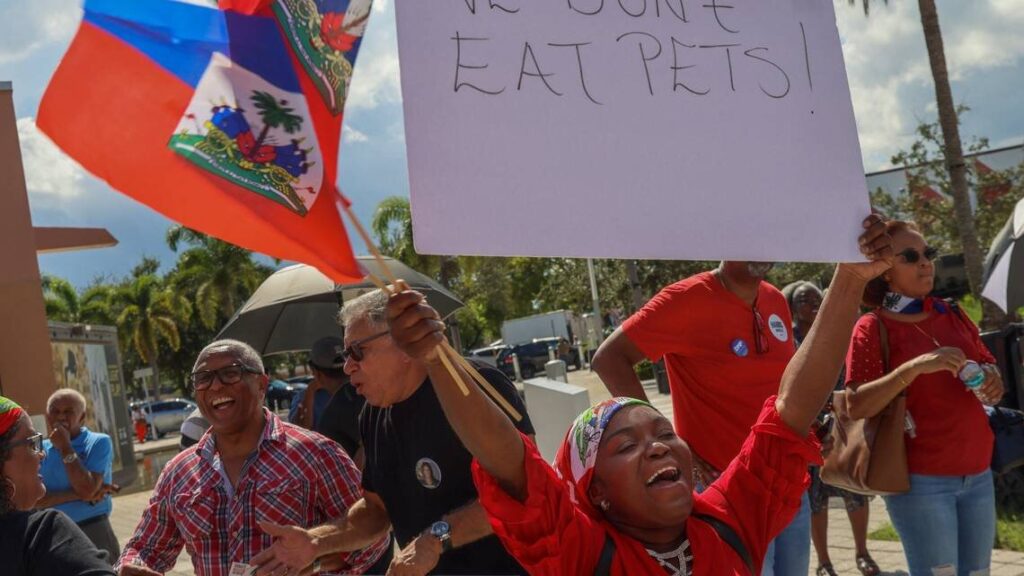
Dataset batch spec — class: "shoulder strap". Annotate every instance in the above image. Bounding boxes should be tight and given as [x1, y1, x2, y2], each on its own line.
[693, 512, 755, 575]
[594, 532, 616, 576]
[869, 312, 890, 372]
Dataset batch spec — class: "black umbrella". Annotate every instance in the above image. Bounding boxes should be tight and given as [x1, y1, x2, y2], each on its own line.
[982, 198, 1024, 315]
[217, 257, 464, 355]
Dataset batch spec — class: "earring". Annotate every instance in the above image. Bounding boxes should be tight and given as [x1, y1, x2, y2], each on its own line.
[599, 500, 610, 512]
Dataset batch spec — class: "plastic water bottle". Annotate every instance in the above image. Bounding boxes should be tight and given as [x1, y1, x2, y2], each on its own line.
[959, 361, 986, 390]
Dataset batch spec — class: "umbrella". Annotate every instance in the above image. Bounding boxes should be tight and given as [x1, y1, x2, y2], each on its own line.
[217, 257, 465, 355]
[982, 197, 1024, 314]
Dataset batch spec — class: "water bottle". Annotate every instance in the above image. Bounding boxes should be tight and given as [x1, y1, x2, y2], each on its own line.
[959, 361, 986, 390]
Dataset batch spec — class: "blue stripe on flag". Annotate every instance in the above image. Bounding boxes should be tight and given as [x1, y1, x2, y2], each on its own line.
[83, 0, 301, 92]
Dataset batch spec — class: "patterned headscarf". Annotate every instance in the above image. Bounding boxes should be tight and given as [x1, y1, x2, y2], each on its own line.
[0, 396, 25, 437]
[553, 397, 655, 518]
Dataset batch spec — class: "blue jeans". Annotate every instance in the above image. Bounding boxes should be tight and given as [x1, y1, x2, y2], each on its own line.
[761, 491, 811, 576]
[883, 470, 995, 576]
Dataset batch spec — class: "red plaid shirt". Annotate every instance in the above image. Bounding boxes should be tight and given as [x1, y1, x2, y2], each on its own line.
[117, 409, 387, 575]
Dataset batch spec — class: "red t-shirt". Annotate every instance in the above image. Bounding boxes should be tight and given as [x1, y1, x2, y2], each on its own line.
[844, 304, 995, 476]
[473, 398, 821, 576]
[623, 272, 795, 471]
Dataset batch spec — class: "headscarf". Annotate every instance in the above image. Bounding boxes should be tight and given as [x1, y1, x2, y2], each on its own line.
[0, 396, 25, 437]
[553, 397, 655, 518]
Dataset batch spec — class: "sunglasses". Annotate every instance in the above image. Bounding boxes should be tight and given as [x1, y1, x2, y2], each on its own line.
[896, 246, 939, 264]
[752, 305, 770, 355]
[343, 330, 390, 362]
[189, 363, 261, 391]
[12, 433, 45, 457]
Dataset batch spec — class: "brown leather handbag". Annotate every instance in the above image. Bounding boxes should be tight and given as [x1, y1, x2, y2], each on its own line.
[821, 314, 911, 495]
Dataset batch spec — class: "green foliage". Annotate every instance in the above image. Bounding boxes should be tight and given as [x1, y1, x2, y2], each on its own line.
[871, 517, 1024, 553]
[874, 109, 1024, 256]
[867, 522, 900, 542]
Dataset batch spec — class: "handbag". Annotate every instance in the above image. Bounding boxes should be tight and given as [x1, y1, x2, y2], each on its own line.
[820, 313, 911, 495]
[987, 406, 1024, 474]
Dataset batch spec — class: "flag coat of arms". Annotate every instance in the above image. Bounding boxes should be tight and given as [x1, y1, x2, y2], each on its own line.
[38, 0, 372, 282]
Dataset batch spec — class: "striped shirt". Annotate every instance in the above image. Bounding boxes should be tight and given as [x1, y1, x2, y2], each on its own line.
[117, 409, 387, 575]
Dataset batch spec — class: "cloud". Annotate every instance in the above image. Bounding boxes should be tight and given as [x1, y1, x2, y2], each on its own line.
[16, 117, 90, 209]
[0, 0, 80, 65]
[836, 0, 1024, 170]
[346, 1, 403, 111]
[343, 124, 369, 143]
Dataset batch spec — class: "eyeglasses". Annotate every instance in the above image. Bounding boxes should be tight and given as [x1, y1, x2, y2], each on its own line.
[189, 363, 260, 391]
[896, 246, 939, 264]
[752, 305, 770, 354]
[343, 330, 390, 362]
[11, 433, 45, 457]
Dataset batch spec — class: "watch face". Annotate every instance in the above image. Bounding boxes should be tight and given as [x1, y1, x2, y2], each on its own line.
[430, 521, 451, 538]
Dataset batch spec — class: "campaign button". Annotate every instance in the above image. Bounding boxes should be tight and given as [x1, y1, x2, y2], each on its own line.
[731, 338, 749, 357]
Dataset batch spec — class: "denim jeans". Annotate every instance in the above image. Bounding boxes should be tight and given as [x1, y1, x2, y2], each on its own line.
[883, 470, 995, 576]
[760, 491, 811, 576]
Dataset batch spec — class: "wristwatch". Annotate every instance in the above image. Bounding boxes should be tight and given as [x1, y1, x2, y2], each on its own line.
[429, 520, 452, 553]
[62, 452, 78, 464]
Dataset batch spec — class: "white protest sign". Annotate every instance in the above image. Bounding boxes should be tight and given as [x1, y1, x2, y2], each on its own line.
[395, 1, 869, 262]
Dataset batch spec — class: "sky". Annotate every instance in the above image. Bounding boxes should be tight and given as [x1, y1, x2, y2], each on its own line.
[2, 0, 1023, 287]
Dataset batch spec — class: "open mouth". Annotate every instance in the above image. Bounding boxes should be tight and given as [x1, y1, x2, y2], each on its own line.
[646, 466, 682, 487]
[210, 397, 236, 413]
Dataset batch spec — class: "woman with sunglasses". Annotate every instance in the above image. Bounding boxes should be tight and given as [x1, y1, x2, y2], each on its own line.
[844, 220, 1003, 576]
[0, 395, 115, 575]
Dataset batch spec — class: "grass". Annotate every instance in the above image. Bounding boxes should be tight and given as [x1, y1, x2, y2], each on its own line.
[868, 514, 1024, 552]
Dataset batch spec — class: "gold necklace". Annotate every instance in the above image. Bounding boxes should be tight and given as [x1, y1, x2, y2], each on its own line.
[912, 323, 941, 348]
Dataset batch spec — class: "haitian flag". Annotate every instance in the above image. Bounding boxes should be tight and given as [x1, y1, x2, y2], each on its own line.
[37, 0, 371, 282]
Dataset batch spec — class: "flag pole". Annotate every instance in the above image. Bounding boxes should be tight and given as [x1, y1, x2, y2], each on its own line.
[340, 201, 523, 421]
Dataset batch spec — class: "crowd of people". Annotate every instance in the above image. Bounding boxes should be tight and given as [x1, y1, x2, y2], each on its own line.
[0, 216, 1008, 576]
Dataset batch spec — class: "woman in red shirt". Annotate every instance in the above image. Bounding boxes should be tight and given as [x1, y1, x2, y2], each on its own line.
[844, 220, 1003, 576]
[386, 217, 892, 575]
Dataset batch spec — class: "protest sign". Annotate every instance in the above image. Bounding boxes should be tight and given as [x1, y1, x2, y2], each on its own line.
[395, 1, 870, 262]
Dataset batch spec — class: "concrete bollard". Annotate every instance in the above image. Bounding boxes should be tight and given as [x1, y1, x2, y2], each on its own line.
[544, 359, 568, 383]
[523, 377, 591, 461]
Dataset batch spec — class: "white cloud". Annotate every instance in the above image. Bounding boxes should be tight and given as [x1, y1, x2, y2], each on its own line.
[836, 0, 1024, 170]
[343, 124, 369, 143]
[16, 117, 89, 208]
[346, 1, 403, 111]
[0, 0, 80, 65]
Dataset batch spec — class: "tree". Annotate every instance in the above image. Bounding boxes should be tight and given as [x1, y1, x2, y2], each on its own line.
[41, 275, 114, 325]
[166, 226, 274, 329]
[850, 0, 990, 324]
[249, 91, 303, 156]
[113, 274, 191, 400]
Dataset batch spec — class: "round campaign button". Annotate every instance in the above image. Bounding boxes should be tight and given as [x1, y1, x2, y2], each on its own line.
[730, 338, 749, 357]
[768, 313, 789, 342]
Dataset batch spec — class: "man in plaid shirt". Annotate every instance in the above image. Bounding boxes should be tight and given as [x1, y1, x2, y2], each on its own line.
[116, 339, 388, 576]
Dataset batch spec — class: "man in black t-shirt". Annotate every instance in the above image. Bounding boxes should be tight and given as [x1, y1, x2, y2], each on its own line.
[252, 289, 533, 575]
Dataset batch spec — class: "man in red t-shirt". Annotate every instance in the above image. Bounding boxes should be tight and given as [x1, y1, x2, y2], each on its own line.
[593, 261, 807, 576]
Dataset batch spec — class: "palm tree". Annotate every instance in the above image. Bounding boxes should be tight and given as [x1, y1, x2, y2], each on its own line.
[166, 226, 274, 329]
[42, 275, 114, 325]
[851, 0, 990, 324]
[249, 91, 304, 156]
[114, 274, 191, 401]
[372, 196, 426, 269]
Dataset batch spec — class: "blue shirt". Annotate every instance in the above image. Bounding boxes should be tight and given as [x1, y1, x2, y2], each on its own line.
[40, 427, 114, 523]
[287, 387, 331, 428]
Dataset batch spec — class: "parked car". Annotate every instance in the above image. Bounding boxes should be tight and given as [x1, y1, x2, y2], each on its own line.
[531, 337, 582, 370]
[138, 399, 197, 439]
[492, 339, 582, 380]
[466, 345, 511, 368]
[266, 379, 298, 411]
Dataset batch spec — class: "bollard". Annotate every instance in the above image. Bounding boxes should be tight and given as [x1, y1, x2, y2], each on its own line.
[545, 359, 568, 383]
[512, 353, 523, 382]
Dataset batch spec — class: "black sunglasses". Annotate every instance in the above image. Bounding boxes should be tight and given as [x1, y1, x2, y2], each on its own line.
[12, 433, 45, 457]
[343, 330, 390, 362]
[189, 363, 261, 391]
[896, 246, 939, 264]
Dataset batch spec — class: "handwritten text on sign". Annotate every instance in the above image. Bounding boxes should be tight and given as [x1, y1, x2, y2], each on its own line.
[395, 1, 869, 262]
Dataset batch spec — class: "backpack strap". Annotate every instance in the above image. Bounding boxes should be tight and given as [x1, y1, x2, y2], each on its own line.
[693, 513, 755, 575]
[593, 532, 616, 576]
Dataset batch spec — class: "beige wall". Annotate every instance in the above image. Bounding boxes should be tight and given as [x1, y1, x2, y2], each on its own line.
[0, 83, 57, 413]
